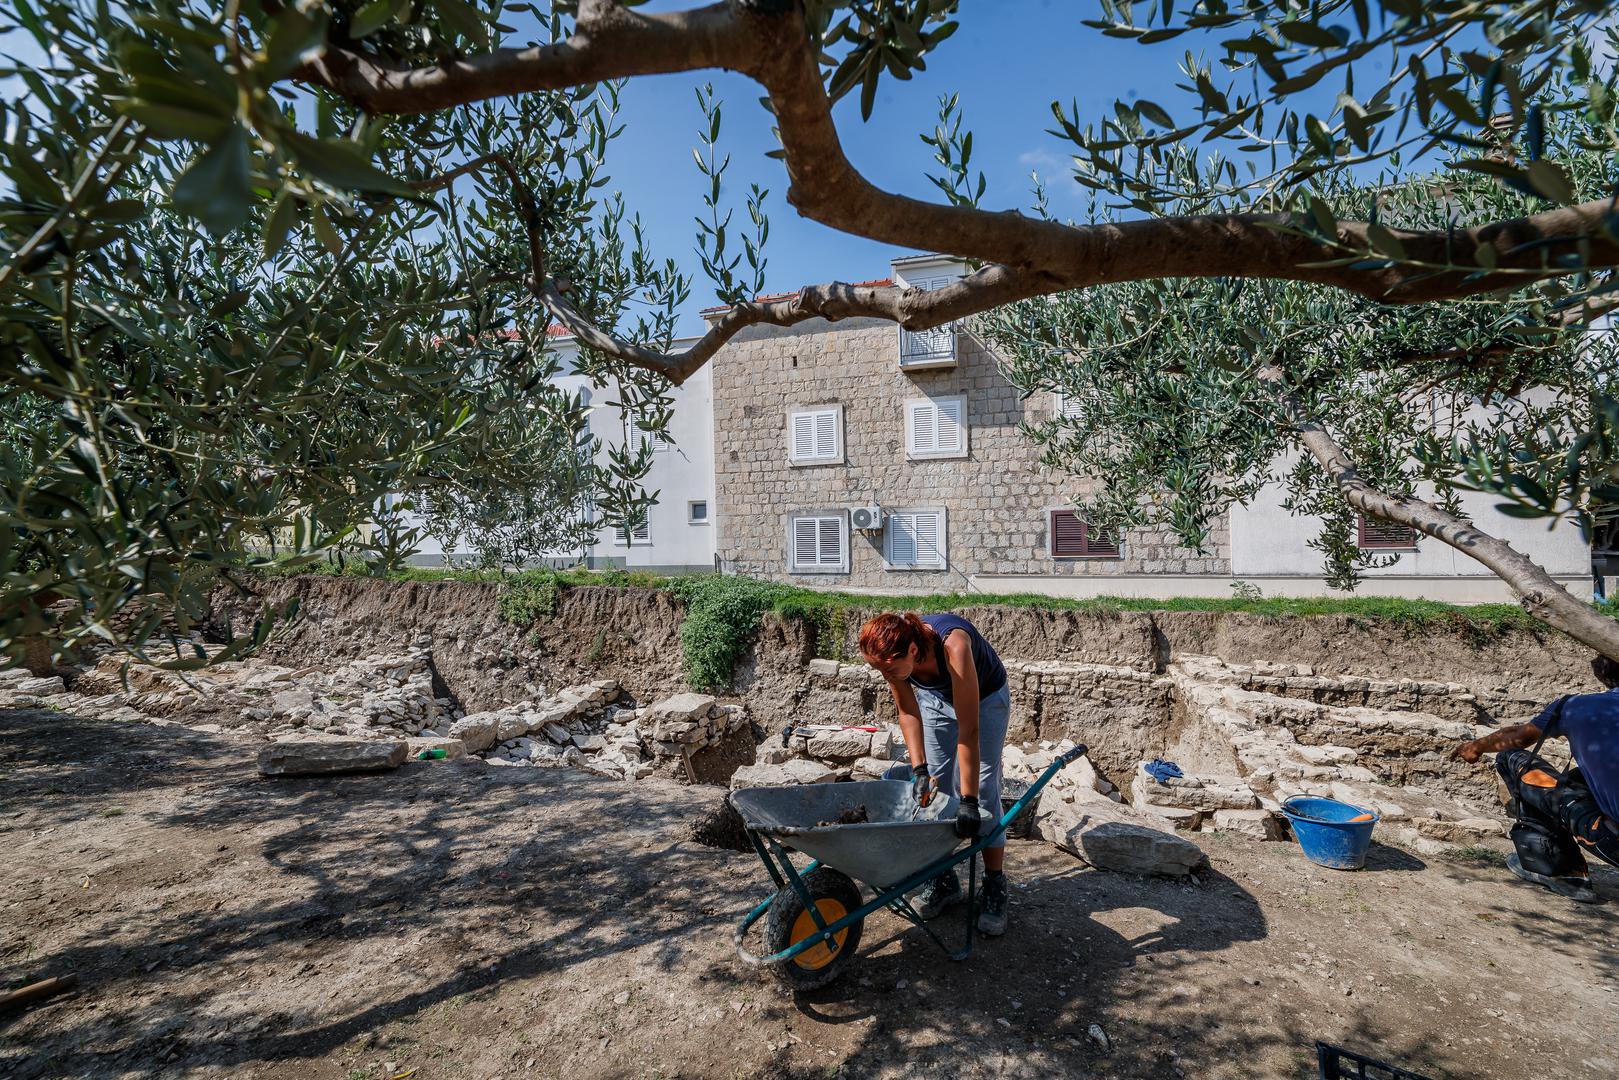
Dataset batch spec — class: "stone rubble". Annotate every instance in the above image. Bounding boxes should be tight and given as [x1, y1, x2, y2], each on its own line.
[4, 636, 1518, 861]
[3, 643, 757, 787]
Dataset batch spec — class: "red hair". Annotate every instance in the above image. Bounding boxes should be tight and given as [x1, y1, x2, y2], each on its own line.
[859, 612, 938, 662]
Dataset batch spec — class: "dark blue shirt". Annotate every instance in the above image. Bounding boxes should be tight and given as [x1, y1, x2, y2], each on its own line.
[1532, 688, 1619, 821]
[907, 613, 1006, 704]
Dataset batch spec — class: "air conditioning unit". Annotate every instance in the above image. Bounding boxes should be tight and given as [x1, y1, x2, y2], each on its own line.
[851, 505, 885, 532]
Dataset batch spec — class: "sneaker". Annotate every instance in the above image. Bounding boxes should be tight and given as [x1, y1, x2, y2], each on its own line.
[976, 872, 1009, 937]
[912, 869, 963, 920]
[1507, 853, 1605, 905]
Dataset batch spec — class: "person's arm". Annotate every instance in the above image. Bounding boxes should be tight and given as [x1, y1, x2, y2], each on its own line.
[885, 677, 927, 770]
[943, 632, 981, 799]
[1452, 723, 1544, 763]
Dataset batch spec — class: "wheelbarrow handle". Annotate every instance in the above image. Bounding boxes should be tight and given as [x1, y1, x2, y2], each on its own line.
[1056, 743, 1089, 768]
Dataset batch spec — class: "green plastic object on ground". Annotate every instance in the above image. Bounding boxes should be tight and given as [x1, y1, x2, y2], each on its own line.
[416, 748, 447, 760]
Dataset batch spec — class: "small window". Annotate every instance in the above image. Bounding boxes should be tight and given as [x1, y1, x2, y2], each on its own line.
[885, 509, 947, 570]
[688, 500, 709, 524]
[789, 406, 842, 465]
[904, 396, 967, 459]
[789, 513, 848, 574]
[612, 511, 651, 546]
[1357, 515, 1418, 550]
[1049, 510, 1121, 559]
[1053, 391, 1083, 418]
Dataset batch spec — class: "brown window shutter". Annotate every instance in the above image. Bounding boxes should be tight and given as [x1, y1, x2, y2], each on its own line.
[1356, 515, 1418, 550]
[1050, 510, 1121, 558]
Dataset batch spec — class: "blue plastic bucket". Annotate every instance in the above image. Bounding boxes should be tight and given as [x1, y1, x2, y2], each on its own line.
[1281, 796, 1379, 870]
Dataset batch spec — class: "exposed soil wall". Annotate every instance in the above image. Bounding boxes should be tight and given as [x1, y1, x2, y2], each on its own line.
[211, 576, 1594, 744]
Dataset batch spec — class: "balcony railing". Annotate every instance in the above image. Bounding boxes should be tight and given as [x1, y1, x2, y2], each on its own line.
[898, 326, 957, 369]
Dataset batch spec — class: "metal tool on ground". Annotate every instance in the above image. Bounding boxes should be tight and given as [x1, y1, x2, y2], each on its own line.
[731, 743, 1087, 990]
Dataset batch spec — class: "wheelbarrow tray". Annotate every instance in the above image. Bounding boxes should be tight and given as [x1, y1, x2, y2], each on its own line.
[729, 780, 962, 889]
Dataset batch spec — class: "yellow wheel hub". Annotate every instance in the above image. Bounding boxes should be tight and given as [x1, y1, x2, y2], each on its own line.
[789, 898, 849, 970]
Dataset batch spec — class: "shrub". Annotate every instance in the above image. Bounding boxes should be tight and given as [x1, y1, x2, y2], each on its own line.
[497, 569, 560, 626]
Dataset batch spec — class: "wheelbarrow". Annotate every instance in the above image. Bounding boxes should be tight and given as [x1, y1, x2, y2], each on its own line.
[731, 744, 1087, 989]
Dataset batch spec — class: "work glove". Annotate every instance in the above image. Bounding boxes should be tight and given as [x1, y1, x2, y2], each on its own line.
[954, 795, 983, 839]
[909, 762, 937, 807]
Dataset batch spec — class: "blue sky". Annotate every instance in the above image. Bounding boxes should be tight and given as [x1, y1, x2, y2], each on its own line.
[605, 0, 1251, 336]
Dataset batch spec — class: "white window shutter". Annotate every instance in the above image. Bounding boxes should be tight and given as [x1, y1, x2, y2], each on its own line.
[792, 517, 819, 569]
[815, 409, 836, 459]
[934, 399, 962, 453]
[913, 511, 942, 567]
[792, 413, 816, 461]
[908, 402, 936, 455]
[816, 517, 843, 567]
[888, 514, 918, 565]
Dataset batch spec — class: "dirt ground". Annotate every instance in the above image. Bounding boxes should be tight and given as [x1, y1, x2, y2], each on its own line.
[2, 708, 1615, 1080]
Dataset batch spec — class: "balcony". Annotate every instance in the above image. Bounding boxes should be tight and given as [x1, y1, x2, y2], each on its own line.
[898, 325, 957, 370]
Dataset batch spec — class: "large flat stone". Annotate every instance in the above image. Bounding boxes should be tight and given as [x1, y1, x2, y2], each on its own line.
[1033, 789, 1206, 877]
[258, 739, 407, 777]
[805, 730, 873, 761]
[729, 758, 838, 790]
[448, 715, 500, 753]
[1211, 808, 1283, 841]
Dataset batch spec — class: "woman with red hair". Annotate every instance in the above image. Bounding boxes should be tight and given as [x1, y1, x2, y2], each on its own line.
[859, 611, 1011, 936]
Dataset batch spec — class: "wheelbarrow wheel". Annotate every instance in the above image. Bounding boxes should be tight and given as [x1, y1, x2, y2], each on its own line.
[764, 867, 864, 991]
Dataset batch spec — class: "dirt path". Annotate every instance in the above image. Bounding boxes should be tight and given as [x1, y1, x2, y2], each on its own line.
[2, 708, 1614, 1080]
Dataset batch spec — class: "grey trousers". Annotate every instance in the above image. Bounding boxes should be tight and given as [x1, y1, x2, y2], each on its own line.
[916, 682, 1011, 850]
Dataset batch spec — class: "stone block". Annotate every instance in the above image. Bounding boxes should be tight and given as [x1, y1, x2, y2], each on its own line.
[17, 675, 65, 696]
[868, 729, 895, 760]
[449, 715, 501, 753]
[541, 723, 572, 745]
[729, 758, 838, 790]
[571, 733, 606, 752]
[258, 739, 407, 777]
[806, 730, 874, 761]
[1032, 789, 1206, 877]
[807, 658, 839, 678]
[1210, 809, 1282, 841]
[495, 714, 528, 741]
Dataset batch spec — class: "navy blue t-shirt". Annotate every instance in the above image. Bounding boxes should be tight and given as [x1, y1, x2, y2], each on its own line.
[1532, 689, 1619, 821]
[907, 613, 1006, 704]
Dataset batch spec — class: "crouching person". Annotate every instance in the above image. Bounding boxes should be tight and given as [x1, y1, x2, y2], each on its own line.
[860, 612, 1011, 936]
[1453, 654, 1619, 904]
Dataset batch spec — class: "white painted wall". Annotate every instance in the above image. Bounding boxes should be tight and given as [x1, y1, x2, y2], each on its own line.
[401, 336, 716, 571]
[555, 343, 716, 572]
[1229, 447, 1592, 598]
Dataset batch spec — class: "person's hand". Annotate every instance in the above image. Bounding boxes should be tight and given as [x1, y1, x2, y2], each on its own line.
[1452, 740, 1483, 764]
[909, 763, 937, 807]
[954, 795, 982, 839]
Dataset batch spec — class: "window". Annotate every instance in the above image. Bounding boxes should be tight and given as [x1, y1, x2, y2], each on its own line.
[789, 513, 848, 574]
[885, 509, 947, 570]
[1357, 515, 1418, 550]
[1053, 392, 1083, 418]
[899, 277, 958, 366]
[1049, 510, 1121, 558]
[905, 396, 967, 459]
[789, 406, 842, 465]
[688, 500, 708, 525]
[612, 513, 651, 546]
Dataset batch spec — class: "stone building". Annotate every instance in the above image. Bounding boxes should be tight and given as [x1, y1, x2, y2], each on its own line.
[706, 254, 1592, 601]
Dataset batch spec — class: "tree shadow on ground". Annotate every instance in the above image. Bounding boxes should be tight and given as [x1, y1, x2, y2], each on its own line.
[1, 706, 759, 1077]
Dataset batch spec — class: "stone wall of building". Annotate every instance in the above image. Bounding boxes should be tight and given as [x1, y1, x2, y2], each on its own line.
[710, 318, 1230, 587]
